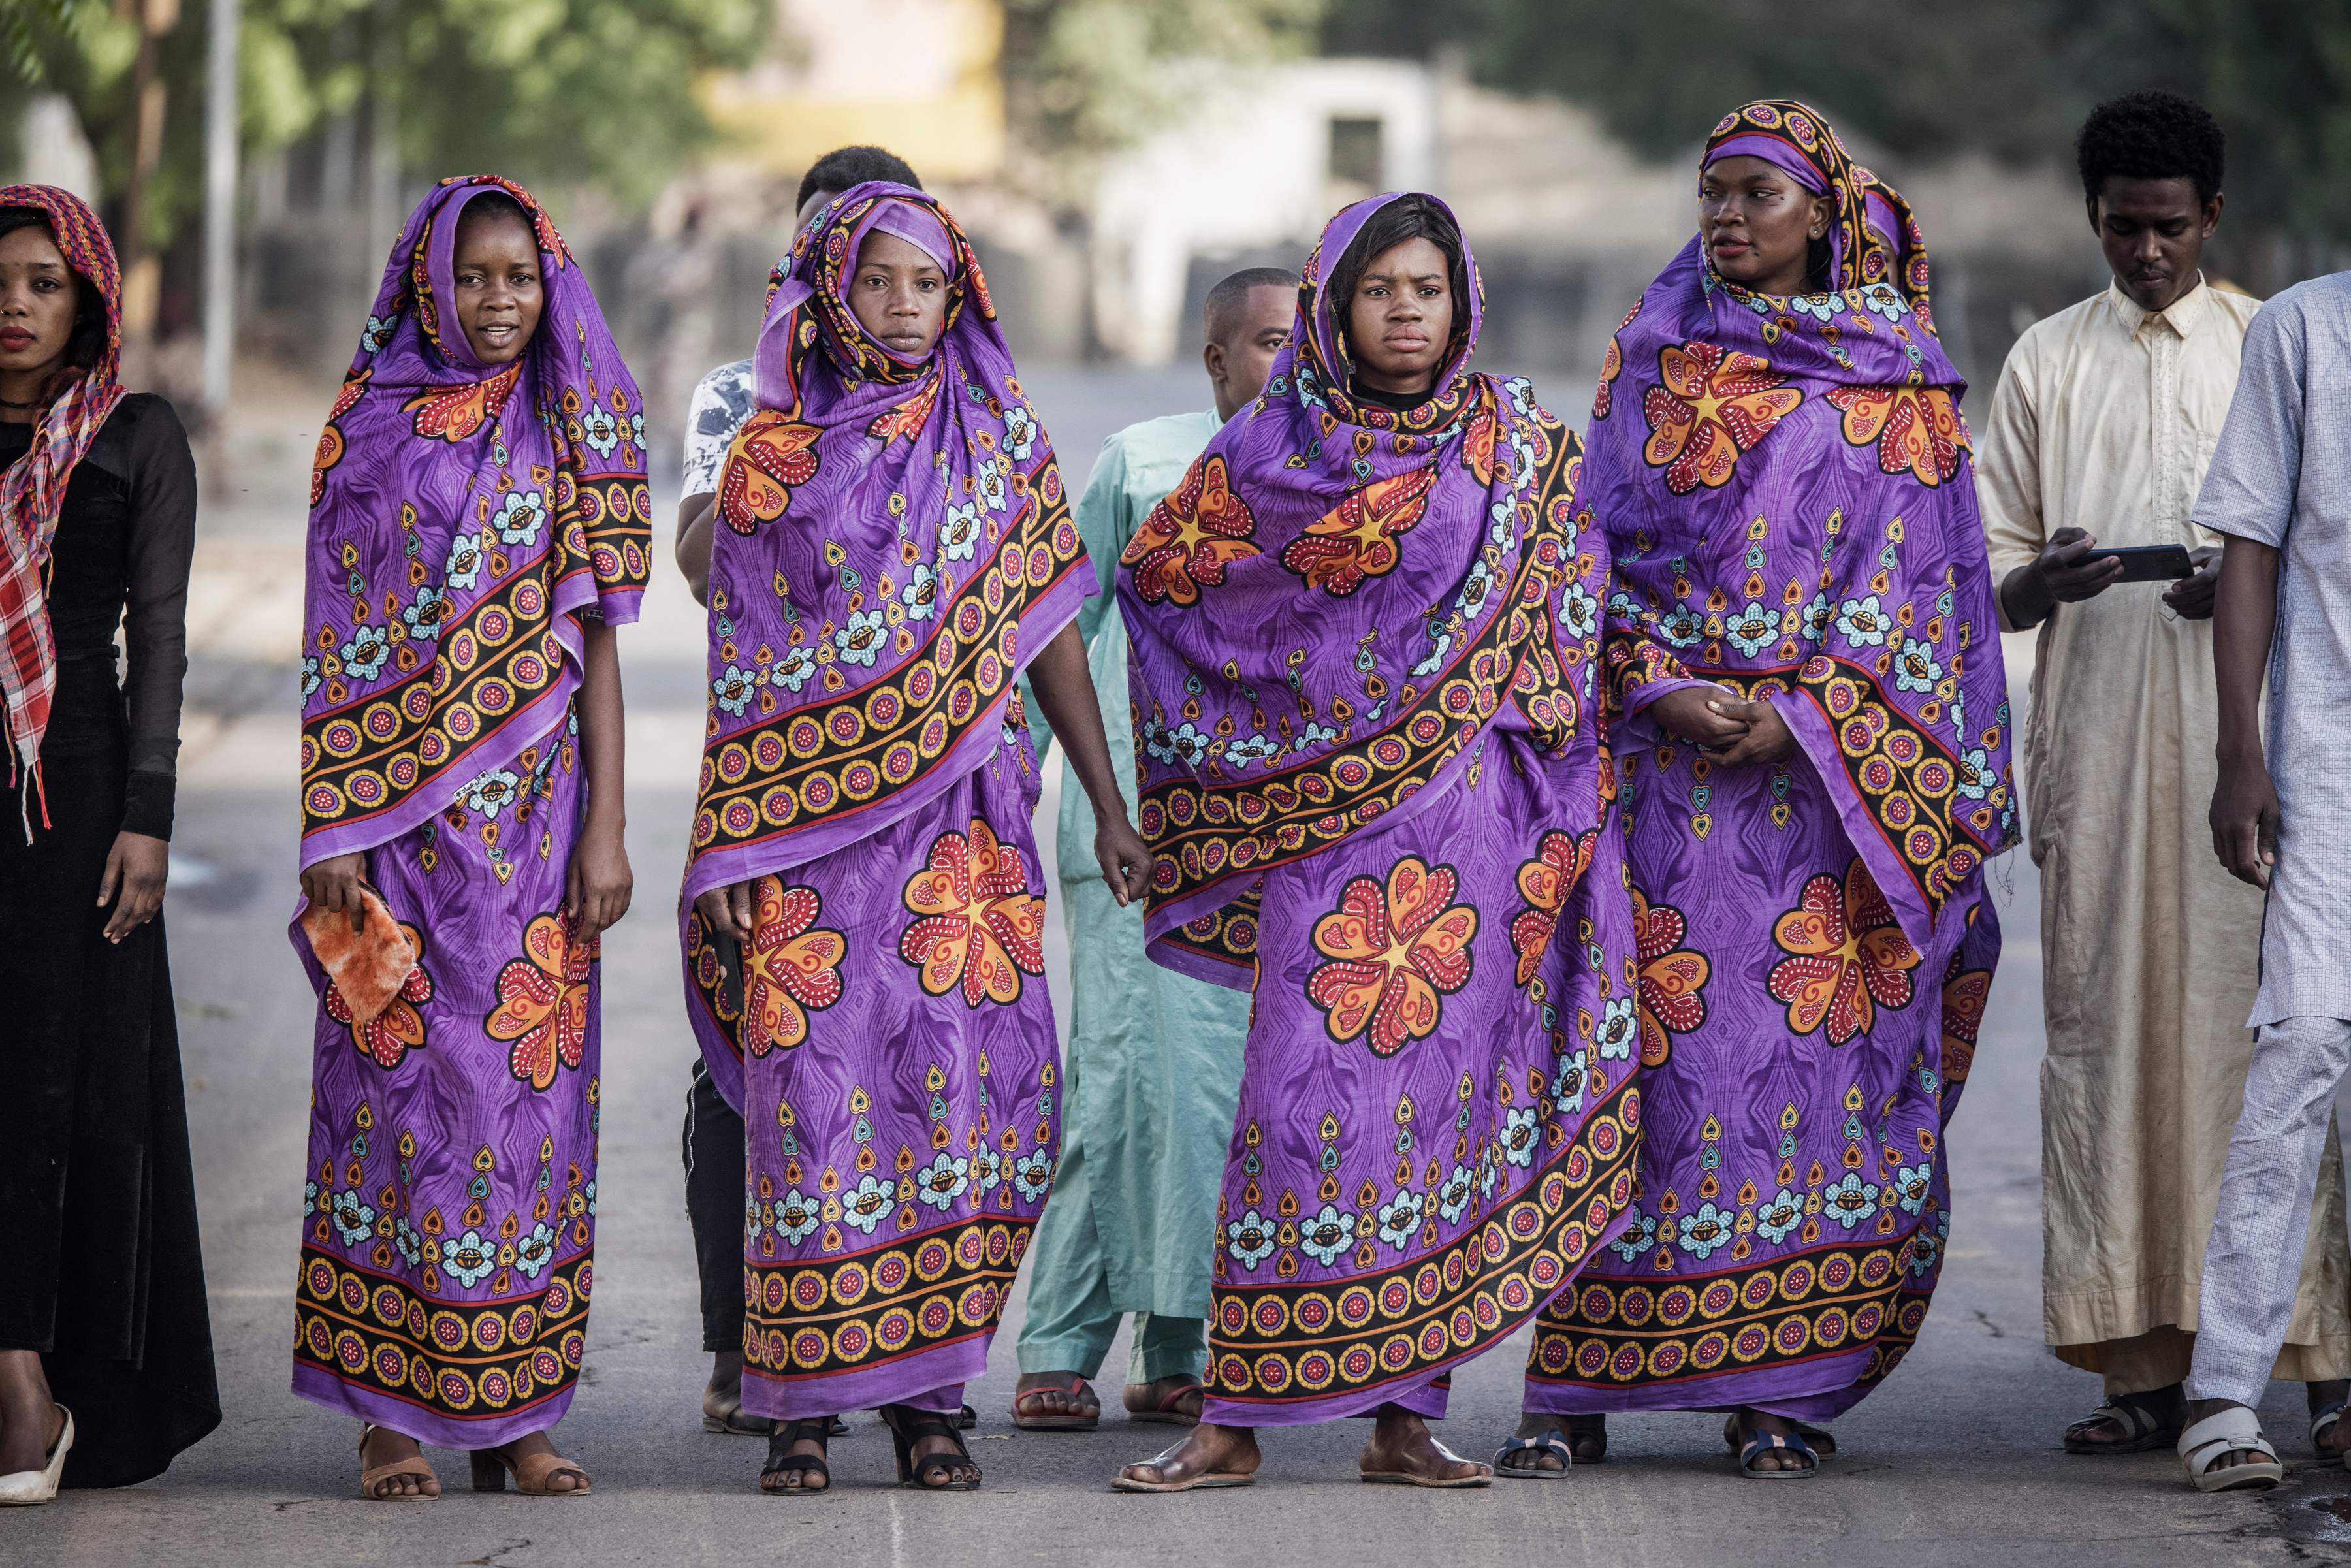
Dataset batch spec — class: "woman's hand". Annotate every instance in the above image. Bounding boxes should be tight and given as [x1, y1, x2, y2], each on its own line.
[1698, 696, 1797, 767]
[566, 818, 633, 946]
[298, 850, 371, 935]
[98, 829, 170, 944]
[694, 881, 756, 945]
[1646, 684, 1750, 749]
[1095, 814, 1153, 908]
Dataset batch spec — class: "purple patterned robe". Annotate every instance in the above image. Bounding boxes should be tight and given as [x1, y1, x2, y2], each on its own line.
[290, 177, 650, 1446]
[677, 186, 1091, 1418]
[1120, 193, 1642, 1426]
[1524, 101, 2015, 1420]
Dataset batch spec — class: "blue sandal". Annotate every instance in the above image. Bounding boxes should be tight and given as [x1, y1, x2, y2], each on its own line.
[1737, 1425, 1818, 1479]
[1494, 1428, 1572, 1479]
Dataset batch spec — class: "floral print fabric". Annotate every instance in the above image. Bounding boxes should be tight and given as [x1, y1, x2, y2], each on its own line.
[1526, 103, 2008, 1420]
[1119, 193, 1643, 1424]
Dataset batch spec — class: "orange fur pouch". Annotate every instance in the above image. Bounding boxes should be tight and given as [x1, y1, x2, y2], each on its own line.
[300, 886, 418, 1029]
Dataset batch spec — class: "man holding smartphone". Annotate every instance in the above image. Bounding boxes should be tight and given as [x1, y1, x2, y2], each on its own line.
[1975, 91, 2351, 1462]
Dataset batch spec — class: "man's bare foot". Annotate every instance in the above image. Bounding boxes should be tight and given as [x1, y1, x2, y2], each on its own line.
[1014, 1370, 1100, 1428]
[0, 1350, 60, 1477]
[1360, 1405, 1491, 1486]
[1122, 1374, 1204, 1424]
[360, 1424, 441, 1499]
[1116, 1420, 1261, 1489]
[1735, 1409, 1815, 1475]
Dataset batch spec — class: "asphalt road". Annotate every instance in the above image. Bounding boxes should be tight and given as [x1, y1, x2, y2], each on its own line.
[5, 364, 2344, 1567]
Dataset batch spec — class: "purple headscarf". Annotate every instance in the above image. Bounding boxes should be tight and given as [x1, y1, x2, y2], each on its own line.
[1118, 191, 1603, 982]
[681, 182, 1090, 913]
[1590, 102, 2015, 936]
[298, 176, 650, 869]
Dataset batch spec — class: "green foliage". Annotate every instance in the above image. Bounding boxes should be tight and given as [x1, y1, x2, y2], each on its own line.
[1322, 0, 2351, 244]
[1000, 0, 1328, 208]
[0, 0, 767, 252]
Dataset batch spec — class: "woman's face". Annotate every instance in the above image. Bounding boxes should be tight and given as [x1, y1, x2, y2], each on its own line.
[451, 207, 543, 366]
[1699, 155, 1832, 295]
[0, 221, 80, 387]
[847, 228, 948, 360]
[1343, 235, 1454, 396]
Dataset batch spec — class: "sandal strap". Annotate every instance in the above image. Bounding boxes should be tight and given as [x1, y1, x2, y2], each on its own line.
[2315, 1401, 2348, 1448]
[1495, 1429, 1571, 1468]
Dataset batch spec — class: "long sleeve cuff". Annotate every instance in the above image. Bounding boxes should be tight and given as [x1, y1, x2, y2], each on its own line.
[121, 769, 176, 841]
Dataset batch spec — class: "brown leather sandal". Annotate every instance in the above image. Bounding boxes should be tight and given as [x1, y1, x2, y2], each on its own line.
[358, 1424, 440, 1501]
[470, 1441, 591, 1496]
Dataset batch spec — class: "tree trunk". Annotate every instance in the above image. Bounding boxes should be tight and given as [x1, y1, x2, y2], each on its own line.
[115, 0, 178, 358]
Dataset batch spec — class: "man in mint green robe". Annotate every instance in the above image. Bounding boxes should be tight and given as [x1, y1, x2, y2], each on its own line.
[1013, 269, 1298, 1426]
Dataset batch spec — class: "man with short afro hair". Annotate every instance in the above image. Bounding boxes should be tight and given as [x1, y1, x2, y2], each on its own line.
[1976, 88, 2351, 1465]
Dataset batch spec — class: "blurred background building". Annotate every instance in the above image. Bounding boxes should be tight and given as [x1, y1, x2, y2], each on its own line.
[5, 0, 2349, 444]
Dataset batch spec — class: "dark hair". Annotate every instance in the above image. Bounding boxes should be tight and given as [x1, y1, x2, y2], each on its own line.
[796, 146, 922, 213]
[0, 208, 104, 371]
[1204, 265, 1301, 344]
[1324, 194, 1469, 359]
[2077, 91, 2226, 207]
[456, 189, 536, 237]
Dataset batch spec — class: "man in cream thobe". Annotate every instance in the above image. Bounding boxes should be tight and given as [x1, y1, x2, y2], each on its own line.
[1975, 90, 2350, 1456]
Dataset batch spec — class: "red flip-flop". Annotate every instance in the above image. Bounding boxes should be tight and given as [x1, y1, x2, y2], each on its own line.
[1124, 1378, 1204, 1426]
[1012, 1375, 1100, 1431]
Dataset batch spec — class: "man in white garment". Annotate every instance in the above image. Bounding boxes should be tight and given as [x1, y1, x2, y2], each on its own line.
[2175, 254, 2351, 1493]
[1978, 91, 2351, 1464]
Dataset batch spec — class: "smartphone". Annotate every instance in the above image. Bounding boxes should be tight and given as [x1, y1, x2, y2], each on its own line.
[2086, 544, 2196, 583]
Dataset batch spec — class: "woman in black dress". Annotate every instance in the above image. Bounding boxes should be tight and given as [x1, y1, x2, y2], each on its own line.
[0, 185, 217, 1501]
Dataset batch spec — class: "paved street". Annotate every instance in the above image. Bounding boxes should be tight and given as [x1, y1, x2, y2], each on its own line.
[6, 365, 2346, 1567]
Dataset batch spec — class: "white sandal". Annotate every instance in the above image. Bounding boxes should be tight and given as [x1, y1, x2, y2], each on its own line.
[0, 1404, 72, 1506]
[2179, 1405, 2284, 1492]
[2313, 1400, 2348, 1464]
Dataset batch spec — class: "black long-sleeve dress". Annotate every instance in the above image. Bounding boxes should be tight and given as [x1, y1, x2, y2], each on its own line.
[0, 393, 219, 1486]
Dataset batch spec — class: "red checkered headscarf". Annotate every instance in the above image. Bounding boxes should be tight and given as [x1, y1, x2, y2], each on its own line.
[0, 185, 126, 830]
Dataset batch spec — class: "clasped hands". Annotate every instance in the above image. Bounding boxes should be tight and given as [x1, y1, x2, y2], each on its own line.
[1646, 683, 1797, 767]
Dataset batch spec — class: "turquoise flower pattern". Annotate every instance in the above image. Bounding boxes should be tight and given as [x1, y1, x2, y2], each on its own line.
[1298, 1203, 1355, 1267]
[1226, 1208, 1277, 1270]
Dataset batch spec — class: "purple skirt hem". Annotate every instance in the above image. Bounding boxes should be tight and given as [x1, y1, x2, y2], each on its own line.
[743, 1335, 987, 1420]
[291, 1360, 576, 1450]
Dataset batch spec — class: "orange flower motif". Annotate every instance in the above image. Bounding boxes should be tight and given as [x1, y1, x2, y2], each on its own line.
[404, 361, 522, 443]
[866, 374, 942, 445]
[899, 819, 1047, 1006]
[1593, 334, 1624, 421]
[718, 410, 824, 536]
[1121, 454, 1260, 606]
[1824, 383, 1969, 486]
[1766, 859, 1919, 1045]
[325, 922, 432, 1069]
[1305, 856, 1479, 1057]
[1507, 829, 1595, 987]
[311, 370, 370, 505]
[1460, 398, 1499, 487]
[740, 878, 847, 1056]
[1278, 466, 1437, 596]
[1640, 340, 1803, 494]
[1631, 886, 1708, 1067]
[1938, 953, 1991, 1083]
[487, 911, 596, 1089]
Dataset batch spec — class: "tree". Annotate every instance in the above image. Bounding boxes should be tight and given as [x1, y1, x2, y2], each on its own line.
[1323, 0, 2351, 273]
[1, 0, 768, 310]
